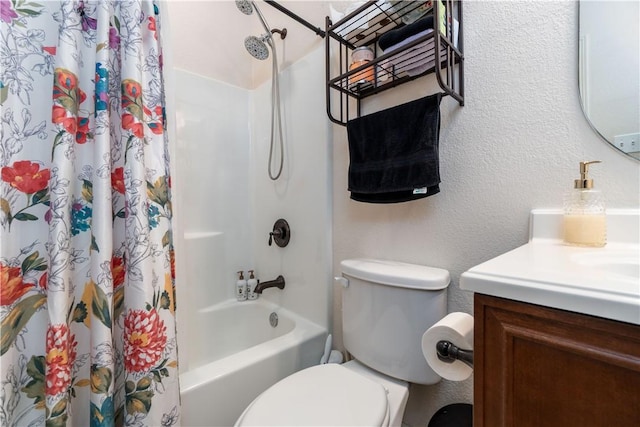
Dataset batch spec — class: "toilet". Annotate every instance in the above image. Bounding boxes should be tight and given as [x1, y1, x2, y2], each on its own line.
[235, 258, 450, 427]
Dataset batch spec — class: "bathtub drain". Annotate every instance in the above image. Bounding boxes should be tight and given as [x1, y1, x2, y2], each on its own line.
[269, 312, 278, 328]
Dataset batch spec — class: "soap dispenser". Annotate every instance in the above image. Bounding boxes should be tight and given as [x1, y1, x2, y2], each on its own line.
[236, 271, 247, 301]
[563, 160, 606, 247]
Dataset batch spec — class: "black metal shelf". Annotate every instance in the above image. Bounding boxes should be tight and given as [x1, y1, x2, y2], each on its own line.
[325, 0, 464, 126]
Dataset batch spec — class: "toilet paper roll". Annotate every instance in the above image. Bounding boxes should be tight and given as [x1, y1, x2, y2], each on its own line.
[327, 350, 344, 364]
[421, 312, 474, 381]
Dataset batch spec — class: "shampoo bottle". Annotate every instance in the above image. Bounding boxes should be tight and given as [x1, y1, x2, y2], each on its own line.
[236, 271, 247, 301]
[563, 160, 606, 247]
[247, 270, 258, 300]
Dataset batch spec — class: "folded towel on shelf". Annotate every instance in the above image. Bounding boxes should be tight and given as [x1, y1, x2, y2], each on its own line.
[346, 93, 443, 203]
[381, 28, 447, 77]
[378, 15, 434, 50]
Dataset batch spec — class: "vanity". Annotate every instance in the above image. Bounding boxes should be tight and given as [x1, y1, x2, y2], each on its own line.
[460, 209, 640, 426]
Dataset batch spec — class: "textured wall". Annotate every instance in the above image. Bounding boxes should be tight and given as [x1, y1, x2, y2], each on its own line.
[331, 1, 640, 425]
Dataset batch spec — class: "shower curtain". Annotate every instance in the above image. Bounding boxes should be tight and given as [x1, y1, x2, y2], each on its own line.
[1, 1, 180, 426]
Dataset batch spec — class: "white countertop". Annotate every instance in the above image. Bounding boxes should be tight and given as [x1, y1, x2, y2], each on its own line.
[460, 209, 640, 325]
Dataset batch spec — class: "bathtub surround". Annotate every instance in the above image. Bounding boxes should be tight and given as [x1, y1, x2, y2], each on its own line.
[171, 72, 253, 374]
[170, 46, 331, 326]
[249, 45, 332, 330]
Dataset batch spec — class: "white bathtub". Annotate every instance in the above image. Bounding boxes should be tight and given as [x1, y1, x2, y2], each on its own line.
[179, 299, 327, 426]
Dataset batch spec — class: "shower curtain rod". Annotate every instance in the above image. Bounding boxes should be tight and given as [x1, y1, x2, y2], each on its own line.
[263, 1, 326, 38]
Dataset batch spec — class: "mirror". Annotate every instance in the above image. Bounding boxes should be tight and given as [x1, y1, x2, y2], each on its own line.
[578, 1, 639, 159]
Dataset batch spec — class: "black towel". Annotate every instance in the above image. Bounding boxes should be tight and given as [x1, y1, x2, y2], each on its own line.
[378, 15, 434, 51]
[346, 93, 442, 204]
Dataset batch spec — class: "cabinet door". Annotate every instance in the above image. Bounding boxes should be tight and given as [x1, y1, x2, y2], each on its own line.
[474, 294, 640, 427]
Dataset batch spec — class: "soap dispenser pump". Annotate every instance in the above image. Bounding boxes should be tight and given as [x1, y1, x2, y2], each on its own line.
[563, 160, 606, 247]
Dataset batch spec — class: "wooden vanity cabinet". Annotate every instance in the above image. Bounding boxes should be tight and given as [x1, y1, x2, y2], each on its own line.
[474, 293, 640, 427]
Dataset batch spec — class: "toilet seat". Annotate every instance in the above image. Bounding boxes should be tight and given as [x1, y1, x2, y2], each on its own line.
[235, 363, 390, 426]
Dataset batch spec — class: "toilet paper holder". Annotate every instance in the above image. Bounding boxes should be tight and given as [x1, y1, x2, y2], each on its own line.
[436, 340, 474, 368]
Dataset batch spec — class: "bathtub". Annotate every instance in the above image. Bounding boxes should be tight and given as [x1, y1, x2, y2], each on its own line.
[179, 298, 327, 426]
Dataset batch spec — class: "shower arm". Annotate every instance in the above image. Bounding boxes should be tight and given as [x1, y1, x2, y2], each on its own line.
[271, 28, 287, 39]
[263, 1, 326, 38]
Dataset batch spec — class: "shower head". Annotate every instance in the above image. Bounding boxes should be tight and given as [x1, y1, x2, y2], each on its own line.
[244, 35, 270, 60]
[237, 0, 274, 39]
[238, 0, 269, 60]
[235, 0, 254, 15]
[237, 2, 285, 180]
[238, 1, 286, 61]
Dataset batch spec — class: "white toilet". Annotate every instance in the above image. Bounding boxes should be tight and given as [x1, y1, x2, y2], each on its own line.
[235, 258, 450, 427]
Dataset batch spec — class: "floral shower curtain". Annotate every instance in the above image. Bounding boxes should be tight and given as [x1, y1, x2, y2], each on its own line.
[1, 1, 180, 426]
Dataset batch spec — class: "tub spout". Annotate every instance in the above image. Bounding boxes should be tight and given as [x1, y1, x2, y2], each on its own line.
[254, 275, 285, 294]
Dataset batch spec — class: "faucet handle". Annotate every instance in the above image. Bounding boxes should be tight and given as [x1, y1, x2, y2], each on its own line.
[268, 229, 282, 246]
[268, 219, 290, 247]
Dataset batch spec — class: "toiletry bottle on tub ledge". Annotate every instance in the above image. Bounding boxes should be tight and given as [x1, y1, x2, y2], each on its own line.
[236, 271, 247, 301]
[247, 270, 258, 300]
[563, 161, 606, 247]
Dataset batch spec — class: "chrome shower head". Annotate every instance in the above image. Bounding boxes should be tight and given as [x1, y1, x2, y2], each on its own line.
[244, 35, 270, 60]
[238, 1, 286, 61]
[235, 0, 254, 15]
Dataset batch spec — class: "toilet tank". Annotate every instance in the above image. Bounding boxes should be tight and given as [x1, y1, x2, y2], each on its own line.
[340, 259, 450, 385]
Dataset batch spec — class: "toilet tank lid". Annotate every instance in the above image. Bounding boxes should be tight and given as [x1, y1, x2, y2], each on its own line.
[341, 259, 450, 290]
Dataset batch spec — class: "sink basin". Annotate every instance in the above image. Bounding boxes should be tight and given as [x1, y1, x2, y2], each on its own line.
[571, 250, 640, 279]
[461, 209, 640, 325]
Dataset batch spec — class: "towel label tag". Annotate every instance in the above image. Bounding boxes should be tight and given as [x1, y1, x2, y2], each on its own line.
[413, 187, 428, 195]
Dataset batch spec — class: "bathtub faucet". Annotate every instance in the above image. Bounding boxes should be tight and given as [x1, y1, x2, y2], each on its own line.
[254, 275, 286, 294]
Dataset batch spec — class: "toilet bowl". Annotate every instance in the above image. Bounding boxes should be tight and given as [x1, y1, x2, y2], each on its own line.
[235, 259, 450, 427]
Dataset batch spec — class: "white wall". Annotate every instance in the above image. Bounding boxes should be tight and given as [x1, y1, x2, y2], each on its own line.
[332, 1, 640, 425]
